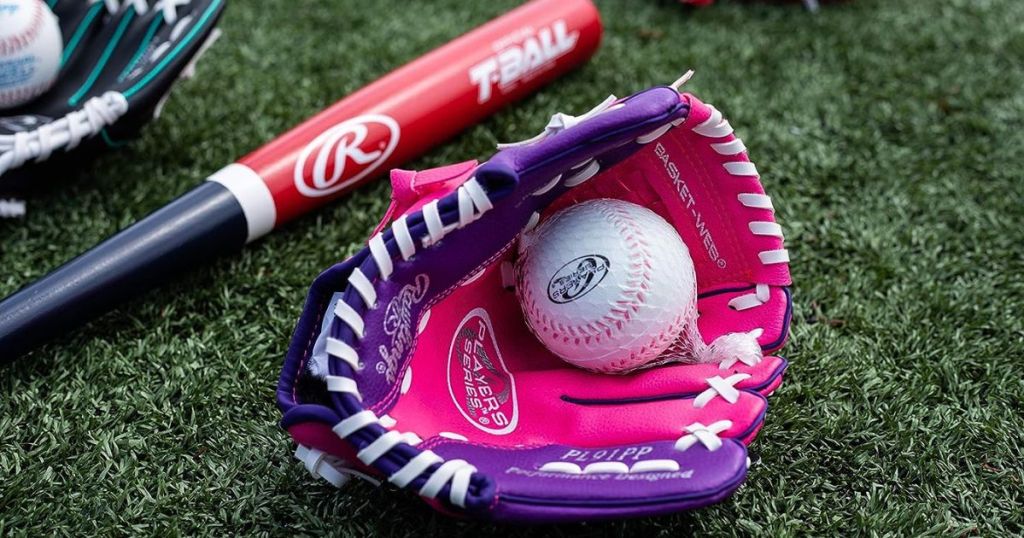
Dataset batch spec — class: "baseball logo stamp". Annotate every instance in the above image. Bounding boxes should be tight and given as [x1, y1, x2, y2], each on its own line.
[546, 254, 609, 303]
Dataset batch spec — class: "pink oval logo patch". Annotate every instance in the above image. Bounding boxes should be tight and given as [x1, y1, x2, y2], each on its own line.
[447, 308, 518, 435]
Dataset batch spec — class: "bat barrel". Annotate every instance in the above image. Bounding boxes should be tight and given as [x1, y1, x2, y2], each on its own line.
[0, 182, 248, 361]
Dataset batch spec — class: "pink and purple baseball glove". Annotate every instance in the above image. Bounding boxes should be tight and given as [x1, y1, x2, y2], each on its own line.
[276, 76, 792, 523]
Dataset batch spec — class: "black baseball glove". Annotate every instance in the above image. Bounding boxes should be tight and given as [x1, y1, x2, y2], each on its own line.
[0, 0, 226, 217]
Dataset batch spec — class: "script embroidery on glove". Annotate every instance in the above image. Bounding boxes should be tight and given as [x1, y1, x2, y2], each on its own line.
[378, 274, 430, 383]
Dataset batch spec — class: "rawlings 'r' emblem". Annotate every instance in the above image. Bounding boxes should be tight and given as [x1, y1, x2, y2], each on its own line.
[447, 308, 518, 435]
[377, 273, 429, 383]
[294, 114, 400, 198]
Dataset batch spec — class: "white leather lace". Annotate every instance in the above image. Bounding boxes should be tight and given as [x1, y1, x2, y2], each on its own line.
[0, 198, 26, 218]
[497, 95, 623, 150]
[295, 445, 380, 488]
[103, 0, 189, 23]
[308, 177, 494, 508]
[695, 103, 790, 314]
[0, 92, 129, 177]
[675, 420, 732, 452]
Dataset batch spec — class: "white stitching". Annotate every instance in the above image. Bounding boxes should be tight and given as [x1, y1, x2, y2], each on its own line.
[563, 159, 599, 187]
[389, 450, 443, 487]
[531, 174, 562, 196]
[636, 123, 672, 144]
[393, 216, 415, 260]
[325, 338, 361, 371]
[738, 193, 773, 210]
[357, 431, 403, 465]
[423, 200, 444, 243]
[348, 269, 377, 308]
[728, 283, 771, 311]
[711, 139, 747, 155]
[759, 249, 790, 265]
[749, 221, 783, 238]
[724, 161, 758, 177]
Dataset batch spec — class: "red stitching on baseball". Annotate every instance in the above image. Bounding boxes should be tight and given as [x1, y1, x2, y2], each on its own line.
[0, 1, 45, 57]
[520, 201, 661, 361]
[0, 80, 54, 105]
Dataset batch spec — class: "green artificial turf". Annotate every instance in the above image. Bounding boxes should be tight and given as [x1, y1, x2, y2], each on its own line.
[2, 0, 1023, 535]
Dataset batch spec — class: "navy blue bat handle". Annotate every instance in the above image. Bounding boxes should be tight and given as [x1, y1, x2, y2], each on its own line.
[0, 182, 248, 361]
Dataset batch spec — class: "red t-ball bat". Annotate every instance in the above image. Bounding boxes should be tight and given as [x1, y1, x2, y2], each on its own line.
[0, 0, 603, 361]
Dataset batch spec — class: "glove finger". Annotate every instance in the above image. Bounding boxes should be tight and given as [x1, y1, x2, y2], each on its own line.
[552, 389, 768, 446]
[512, 355, 787, 401]
[427, 438, 749, 523]
[698, 284, 792, 354]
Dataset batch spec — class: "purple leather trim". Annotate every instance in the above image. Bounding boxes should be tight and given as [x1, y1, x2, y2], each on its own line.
[281, 403, 341, 428]
[491, 482, 740, 523]
[429, 438, 748, 523]
[772, 287, 794, 351]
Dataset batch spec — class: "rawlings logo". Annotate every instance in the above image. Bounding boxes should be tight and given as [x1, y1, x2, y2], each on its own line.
[469, 20, 578, 104]
[294, 114, 400, 198]
[377, 274, 429, 383]
[447, 308, 518, 435]
[547, 255, 609, 304]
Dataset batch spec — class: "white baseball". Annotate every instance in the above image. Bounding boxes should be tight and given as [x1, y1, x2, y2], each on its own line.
[516, 199, 695, 374]
[0, 0, 63, 109]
